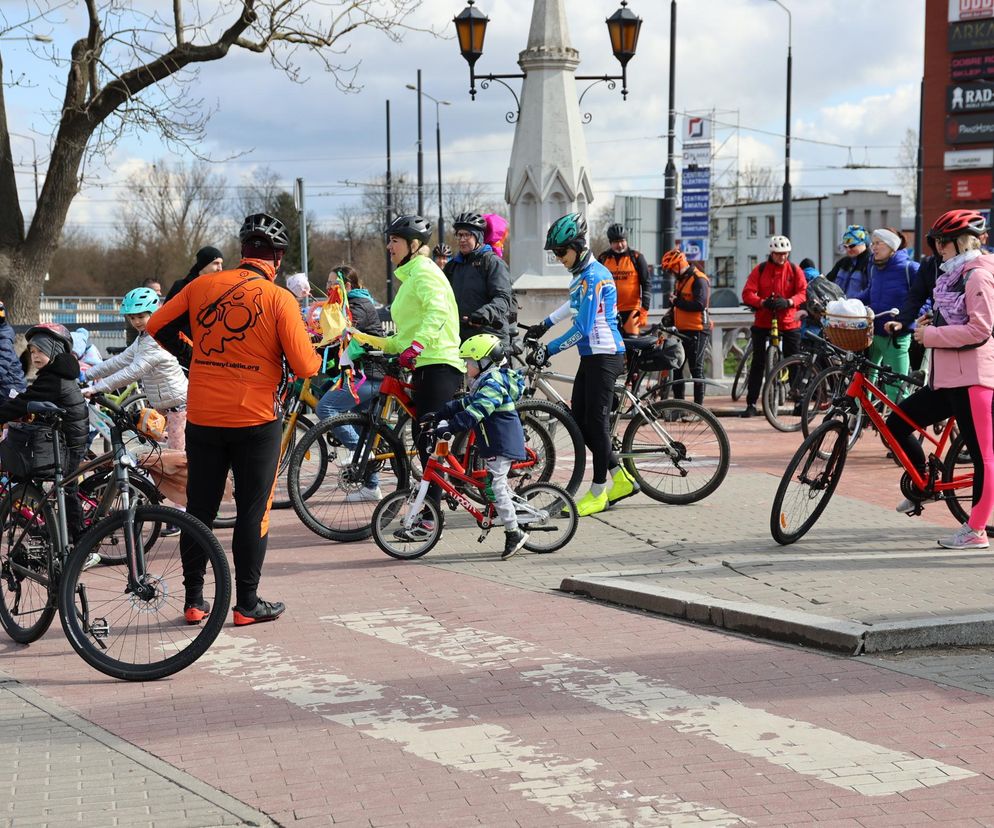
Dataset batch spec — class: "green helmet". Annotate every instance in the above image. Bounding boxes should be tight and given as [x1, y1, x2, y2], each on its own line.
[459, 333, 505, 368]
[544, 212, 588, 250]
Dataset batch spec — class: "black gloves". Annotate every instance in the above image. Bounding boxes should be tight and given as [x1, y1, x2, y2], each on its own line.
[525, 321, 550, 341]
[468, 310, 488, 326]
[417, 412, 438, 429]
[762, 296, 791, 311]
[526, 343, 550, 368]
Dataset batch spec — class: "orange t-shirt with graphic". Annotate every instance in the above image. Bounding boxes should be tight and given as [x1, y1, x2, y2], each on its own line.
[147, 259, 321, 428]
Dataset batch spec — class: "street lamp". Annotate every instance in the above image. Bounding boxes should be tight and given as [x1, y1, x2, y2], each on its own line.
[406, 84, 450, 245]
[453, 0, 642, 115]
[769, 0, 792, 239]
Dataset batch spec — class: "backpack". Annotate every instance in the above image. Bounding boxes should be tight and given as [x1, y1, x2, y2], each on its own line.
[803, 277, 845, 317]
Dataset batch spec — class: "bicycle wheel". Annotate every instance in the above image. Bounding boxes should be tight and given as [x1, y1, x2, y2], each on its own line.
[762, 353, 814, 433]
[272, 414, 318, 510]
[392, 412, 422, 481]
[371, 491, 441, 559]
[764, 344, 780, 377]
[621, 399, 730, 505]
[942, 432, 994, 535]
[0, 485, 57, 644]
[516, 482, 578, 553]
[77, 470, 163, 565]
[59, 505, 230, 682]
[515, 399, 585, 495]
[800, 366, 865, 451]
[770, 420, 849, 545]
[289, 413, 409, 542]
[730, 341, 752, 402]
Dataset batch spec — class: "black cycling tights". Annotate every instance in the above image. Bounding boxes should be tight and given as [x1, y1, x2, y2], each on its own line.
[411, 363, 466, 502]
[572, 353, 626, 484]
[183, 419, 282, 609]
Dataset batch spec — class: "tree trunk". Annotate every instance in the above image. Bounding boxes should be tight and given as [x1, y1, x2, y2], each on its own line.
[0, 246, 44, 330]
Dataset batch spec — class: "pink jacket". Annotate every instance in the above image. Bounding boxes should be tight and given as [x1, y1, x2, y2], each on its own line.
[923, 261, 994, 389]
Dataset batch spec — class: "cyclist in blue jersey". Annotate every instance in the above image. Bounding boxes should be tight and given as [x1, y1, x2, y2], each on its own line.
[525, 212, 635, 517]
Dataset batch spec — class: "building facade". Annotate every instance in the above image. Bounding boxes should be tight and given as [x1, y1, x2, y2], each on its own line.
[615, 190, 901, 301]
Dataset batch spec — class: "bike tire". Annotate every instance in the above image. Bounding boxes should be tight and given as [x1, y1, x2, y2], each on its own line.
[942, 432, 994, 535]
[0, 484, 57, 644]
[289, 413, 410, 542]
[730, 341, 752, 402]
[77, 470, 163, 565]
[274, 414, 325, 509]
[515, 398, 585, 496]
[59, 505, 230, 682]
[621, 399, 730, 505]
[770, 420, 848, 545]
[800, 365, 865, 452]
[371, 492, 441, 560]
[272, 414, 314, 510]
[761, 353, 813, 433]
[517, 482, 578, 553]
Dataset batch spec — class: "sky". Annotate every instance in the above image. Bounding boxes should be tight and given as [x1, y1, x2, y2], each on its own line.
[1, 0, 926, 239]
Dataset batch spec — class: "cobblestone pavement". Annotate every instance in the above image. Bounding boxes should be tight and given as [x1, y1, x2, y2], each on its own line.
[4, 399, 994, 825]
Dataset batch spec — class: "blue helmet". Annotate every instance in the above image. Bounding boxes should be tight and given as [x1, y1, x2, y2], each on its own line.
[120, 287, 159, 315]
[842, 225, 868, 246]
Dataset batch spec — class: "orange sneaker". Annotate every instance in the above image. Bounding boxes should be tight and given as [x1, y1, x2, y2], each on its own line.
[184, 600, 210, 625]
[232, 598, 285, 626]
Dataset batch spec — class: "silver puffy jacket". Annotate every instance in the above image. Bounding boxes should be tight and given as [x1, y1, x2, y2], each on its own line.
[86, 331, 188, 410]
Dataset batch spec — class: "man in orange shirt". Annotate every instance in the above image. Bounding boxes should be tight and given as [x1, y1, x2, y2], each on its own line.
[147, 213, 321, 627]
[597, 223, 651, 335]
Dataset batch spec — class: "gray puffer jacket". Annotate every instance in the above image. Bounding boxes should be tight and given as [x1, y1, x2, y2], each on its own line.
[86, 331, 188, 409]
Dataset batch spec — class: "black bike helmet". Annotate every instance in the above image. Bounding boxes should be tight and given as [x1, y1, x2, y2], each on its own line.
[432, 243, 452, 258]
[239, 213, 289, 251]
[452, 212, 487, 232]
[606, 223, 627, 242]
[386, 215, 433, 244]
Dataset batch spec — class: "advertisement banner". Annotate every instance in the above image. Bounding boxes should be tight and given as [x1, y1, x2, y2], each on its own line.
[952, 172, 993, 200]
[949, 0, 994, 22]
[951, 52, 994, 80]
[945, 147, 994, 168]
[679, 239, 709, 262]
[949, 18, 994, 51]
[682, 143, 711, 168]
[683, 116, 711, 143]
[946, 111, 994, 142]
[948, 81, 994, 111]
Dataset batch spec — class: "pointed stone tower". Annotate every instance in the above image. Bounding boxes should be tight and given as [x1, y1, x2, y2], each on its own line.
[506, 0, 594, 294]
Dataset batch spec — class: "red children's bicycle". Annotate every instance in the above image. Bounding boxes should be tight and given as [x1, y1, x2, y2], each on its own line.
[771, 340, 980, 545]
[370, 430, 578, 559]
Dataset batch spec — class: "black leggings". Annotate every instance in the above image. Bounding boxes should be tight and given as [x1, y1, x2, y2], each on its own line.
[887, 385, 984, 506]
[672, 330, 709, 405]
[411, 363, 465, 501]
[184, 419, 282, 609]
[746, 325, 800, 406]
[572, 353, 626, 484]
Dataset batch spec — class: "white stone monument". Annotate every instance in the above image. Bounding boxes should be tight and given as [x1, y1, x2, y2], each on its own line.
[506, 0, 594, 325]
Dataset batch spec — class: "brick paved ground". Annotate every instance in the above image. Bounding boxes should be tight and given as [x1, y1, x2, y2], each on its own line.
[4, 395, 994, 825]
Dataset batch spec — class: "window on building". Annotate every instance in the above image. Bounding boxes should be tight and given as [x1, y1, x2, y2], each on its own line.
[880, 210, 889, 227]
[846, 209, 854, 224]
[713, 256, 736, 288]
[727, 217, 737, 239]
[748, 255, 758, 271]
[748, 216, 757, 238]
[766, 215, 775, 235]
[710, 218, 719, 238]
[864, 209, 872, 228]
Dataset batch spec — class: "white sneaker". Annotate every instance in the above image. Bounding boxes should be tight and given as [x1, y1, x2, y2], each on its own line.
[895, 498, 917, 514]
[344, 486, 383, 503]
[938, 522, 989, 550]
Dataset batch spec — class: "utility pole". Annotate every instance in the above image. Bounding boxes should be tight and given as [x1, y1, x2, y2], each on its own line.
[385, 99, 394, 303]
[661, 0, 678, 256]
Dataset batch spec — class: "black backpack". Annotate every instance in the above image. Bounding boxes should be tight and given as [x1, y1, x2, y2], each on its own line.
[803, 277, 845, 317]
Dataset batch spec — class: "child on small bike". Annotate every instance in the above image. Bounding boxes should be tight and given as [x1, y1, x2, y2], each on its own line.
[419, 333, 530, 559]
[82, 287, 188, 450]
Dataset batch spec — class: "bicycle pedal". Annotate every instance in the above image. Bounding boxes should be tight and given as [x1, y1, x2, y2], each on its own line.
[477, 531, 490, 543]
[89, 617, 110, 644]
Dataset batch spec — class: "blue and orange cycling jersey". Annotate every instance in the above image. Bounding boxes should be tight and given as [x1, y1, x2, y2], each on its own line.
[544, 257, 625, 357]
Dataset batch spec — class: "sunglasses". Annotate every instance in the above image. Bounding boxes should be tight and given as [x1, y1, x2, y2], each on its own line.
[551, 247, 569, 258]
[844, 243, 861, 249]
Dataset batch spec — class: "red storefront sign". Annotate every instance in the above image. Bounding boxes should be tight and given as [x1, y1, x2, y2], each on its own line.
[952, 171, 993, 199]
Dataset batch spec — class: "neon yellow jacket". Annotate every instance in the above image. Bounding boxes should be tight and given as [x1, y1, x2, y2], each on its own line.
[385, 255, 464, 371]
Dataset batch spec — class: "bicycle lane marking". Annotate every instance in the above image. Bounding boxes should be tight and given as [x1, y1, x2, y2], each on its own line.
[324, 607, 975, 797]
[198, 632, 748, 827]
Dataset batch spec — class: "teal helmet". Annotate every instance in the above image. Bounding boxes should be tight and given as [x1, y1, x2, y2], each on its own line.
[120, 287, 160, 315]
[544, 212, 588, 251]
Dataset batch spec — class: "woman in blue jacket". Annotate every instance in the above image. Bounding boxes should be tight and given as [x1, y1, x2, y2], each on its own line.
[856, 228, 919, 400]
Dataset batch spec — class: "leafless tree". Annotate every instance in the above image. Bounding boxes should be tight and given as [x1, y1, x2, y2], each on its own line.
[0, 1, 424, 322]
[895, 128, 918, 216]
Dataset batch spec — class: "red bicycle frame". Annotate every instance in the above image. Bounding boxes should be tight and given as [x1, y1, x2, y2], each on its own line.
[416, 445, 498, 529]
[844, 369, 966, 495]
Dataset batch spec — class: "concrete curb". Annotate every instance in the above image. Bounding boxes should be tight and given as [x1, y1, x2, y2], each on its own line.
[560, 572, 994, 655]
[0, 670, 276, 827]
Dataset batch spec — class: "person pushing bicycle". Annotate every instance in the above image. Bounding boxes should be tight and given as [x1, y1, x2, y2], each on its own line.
[418, 333, 530, 559]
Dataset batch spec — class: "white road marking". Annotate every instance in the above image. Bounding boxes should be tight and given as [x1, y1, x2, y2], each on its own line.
[200, 633, 749, 827]
[327, 608, 976, 796]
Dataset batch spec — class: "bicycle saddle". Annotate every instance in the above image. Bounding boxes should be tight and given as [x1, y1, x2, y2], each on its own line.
[26, 400, 66, 415]
[622, 335, 659, 351]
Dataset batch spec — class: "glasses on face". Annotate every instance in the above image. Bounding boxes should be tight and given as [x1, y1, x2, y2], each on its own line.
[552, 247, 569, 259]
[455, 231, 474, 240]
[844, 243, 860, 250]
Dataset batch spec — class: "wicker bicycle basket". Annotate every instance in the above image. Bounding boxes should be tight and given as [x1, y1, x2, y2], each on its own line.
[823, 311, 874, 352]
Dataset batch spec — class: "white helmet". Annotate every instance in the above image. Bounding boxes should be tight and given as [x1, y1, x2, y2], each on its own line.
[769, 235, 792, 253]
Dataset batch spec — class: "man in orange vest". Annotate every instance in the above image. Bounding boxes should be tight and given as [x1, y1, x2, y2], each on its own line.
[662, 248, 712, 405]
[598, 223, 651, 335]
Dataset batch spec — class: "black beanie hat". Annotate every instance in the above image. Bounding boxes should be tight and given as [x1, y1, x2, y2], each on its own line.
[195, 246, 224, 273]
